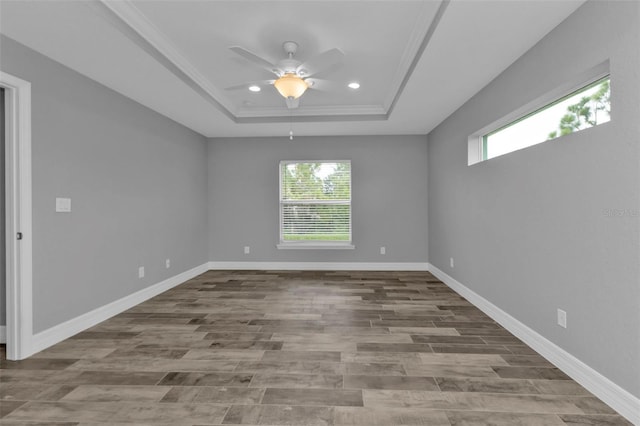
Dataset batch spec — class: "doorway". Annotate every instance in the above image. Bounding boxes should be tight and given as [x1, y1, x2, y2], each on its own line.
[1, 71, 33, 360]
[1, 88, 5, 348]
[1, 88, 6, 348]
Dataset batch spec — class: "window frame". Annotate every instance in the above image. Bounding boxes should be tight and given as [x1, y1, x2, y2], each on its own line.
[468, 61, 610, 165]
[277, 160, 355, 250]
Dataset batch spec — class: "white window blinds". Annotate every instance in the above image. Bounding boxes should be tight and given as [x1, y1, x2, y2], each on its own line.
[279, 161, 351, 244]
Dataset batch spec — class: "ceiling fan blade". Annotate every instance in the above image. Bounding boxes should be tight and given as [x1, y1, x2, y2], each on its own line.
[224, 80, 275, 91]
[305, 78, 341, 92]
[229, 46, 279, 75]
[297, 48, 345, 77]
[285, 97, 300, 109]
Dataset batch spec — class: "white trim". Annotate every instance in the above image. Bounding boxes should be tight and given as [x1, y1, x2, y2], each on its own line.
[0, 326, 6, 344]
[98, 0, 236, 117]
[1, 71, 33, 361]
[276, 244, 355, 250]
[428, 263, 640, 425]
[382, 1, 440, 111]
[208, 261, 429, 271]
[29, 263, 208, 357]
[385, 0, 449, 116]
[236, 104, 387, 118]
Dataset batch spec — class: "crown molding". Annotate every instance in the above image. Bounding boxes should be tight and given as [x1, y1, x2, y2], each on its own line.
[96, 0, 237, 120]
[386, 0, 450, 116]
[237, 104, 386, 118]
[383, 0, 447, 110]
[235, 104, 388, 122]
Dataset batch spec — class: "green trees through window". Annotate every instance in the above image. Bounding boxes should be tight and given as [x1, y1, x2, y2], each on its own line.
[280, 161, 351, 243]
[547, 79, 610, 139]
[483, 76, 611, 161]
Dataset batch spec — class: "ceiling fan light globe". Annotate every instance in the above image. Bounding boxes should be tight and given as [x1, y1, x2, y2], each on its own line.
[274, 73, 309, 99]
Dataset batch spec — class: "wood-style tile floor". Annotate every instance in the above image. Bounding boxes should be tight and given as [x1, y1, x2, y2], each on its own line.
[0, 270, 631, 425]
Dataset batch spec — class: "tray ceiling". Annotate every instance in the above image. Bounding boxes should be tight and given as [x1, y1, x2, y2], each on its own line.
[0, 0, 586, 137]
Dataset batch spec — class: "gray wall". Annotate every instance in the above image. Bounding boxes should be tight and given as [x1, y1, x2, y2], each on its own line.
[1, 36, 209, 333]
[1, 88, 5, 327]
[208, 135, 428, 263]
[427, 0, 639, 398]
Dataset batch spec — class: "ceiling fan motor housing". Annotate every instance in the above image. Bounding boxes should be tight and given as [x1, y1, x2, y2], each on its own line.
[280, 41, 301, 74]
[279, 58, 301, 75]
[282, 41, 298, 56]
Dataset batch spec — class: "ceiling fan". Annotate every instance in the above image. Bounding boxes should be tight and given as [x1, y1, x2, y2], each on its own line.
[226, 41, 345, 108]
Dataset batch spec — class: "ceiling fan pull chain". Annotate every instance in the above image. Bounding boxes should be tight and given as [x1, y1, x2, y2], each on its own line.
[289, 109, 294, 141]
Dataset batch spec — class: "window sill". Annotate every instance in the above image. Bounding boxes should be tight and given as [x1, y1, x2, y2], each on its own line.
[277, 243, 356, 250]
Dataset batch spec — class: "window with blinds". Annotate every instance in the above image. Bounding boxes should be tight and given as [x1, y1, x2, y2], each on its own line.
[279, 161, 352, 246]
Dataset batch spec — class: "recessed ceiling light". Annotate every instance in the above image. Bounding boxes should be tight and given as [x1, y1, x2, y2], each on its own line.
[248, 85, 261, 92]
[348, 82, 360, 89]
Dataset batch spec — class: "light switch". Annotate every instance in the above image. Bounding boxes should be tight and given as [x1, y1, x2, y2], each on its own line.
[56, 197, 72, 213]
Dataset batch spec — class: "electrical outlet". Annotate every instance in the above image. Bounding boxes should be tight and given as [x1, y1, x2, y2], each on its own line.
[244, 246, 250, 254]
[450, 257, 454, 268]
[138, 266, 145, 279]
[165, 259, 170, 269]
[557, 309, 567, 328]
[380, 246, 386, 255]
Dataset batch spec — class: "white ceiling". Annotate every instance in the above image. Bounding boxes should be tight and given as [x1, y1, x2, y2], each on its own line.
[0, 0, 586, 138]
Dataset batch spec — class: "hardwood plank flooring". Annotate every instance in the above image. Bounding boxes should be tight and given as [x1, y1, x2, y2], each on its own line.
[0, 270, 631, 425]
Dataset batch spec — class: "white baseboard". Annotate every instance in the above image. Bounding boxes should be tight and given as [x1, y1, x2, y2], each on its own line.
[208, 261, 429, 271]
[0, 325, 6, 344]
[28, 262, 209, 357]
[428, 263, 640, 425]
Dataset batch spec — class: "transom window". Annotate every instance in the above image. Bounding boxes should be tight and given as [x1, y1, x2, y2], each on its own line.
[278, 160, 353, 248]
[468, 66, 611, 165]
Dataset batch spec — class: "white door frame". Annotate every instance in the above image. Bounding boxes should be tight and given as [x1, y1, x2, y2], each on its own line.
[1, 71, 33, 360]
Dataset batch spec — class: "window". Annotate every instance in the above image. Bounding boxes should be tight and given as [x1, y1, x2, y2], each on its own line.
[468, 68, 611, 164]
[278, 160, 353, 249]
